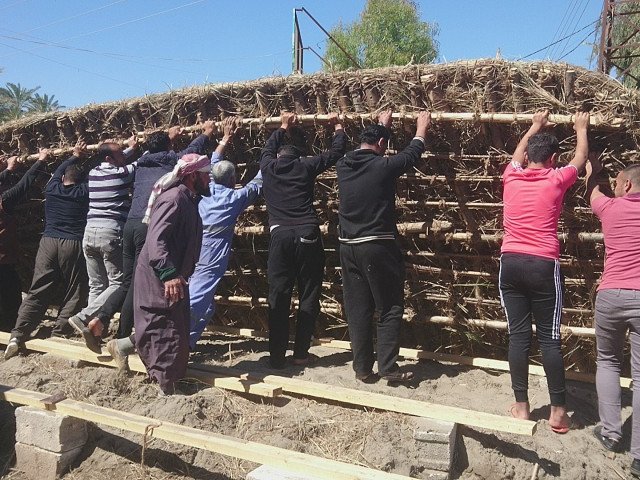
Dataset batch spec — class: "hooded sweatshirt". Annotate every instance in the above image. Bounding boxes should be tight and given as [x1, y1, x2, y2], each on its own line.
[336, 138, 425, 242]
[260, 127, 347, 229]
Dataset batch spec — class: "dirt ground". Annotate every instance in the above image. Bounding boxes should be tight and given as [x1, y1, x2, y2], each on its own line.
[0, 329, 636, 480]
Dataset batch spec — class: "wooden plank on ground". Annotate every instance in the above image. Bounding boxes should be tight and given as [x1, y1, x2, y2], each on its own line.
[0, 333, 281, 398]
[210, 326, 632, 389]
[189, 363, 537, 436]
[0, 384, 410, 480]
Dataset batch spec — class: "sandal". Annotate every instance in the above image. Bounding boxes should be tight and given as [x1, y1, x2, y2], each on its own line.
[550, 418, 573, 434]
[355, 371, 377, 383]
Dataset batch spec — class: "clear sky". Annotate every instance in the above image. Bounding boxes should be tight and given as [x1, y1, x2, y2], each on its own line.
[0, 0, 604, 109]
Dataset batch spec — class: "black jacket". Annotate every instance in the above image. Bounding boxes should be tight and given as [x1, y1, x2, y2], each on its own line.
[336, 138, 425, 241]
[260, 127, 347, 228]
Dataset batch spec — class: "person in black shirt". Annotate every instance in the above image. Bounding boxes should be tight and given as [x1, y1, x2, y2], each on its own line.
[337, 110, 431, 383]
[5, 142, 90, 359]
[0, 152, 49, 333]
[260, 111, 346, 369]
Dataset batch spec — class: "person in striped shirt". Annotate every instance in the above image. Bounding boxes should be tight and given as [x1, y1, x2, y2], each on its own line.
[68, 136, 137, 353]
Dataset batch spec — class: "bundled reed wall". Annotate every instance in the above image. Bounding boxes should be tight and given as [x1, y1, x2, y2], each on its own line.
[2, 59, 640, 373]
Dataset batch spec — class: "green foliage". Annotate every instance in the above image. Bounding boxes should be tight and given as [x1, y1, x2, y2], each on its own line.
[29, 93, 64, 113]
[610, 2, 640, 88]
[323, 0, 438, 71]
[0, 82, 63, 122]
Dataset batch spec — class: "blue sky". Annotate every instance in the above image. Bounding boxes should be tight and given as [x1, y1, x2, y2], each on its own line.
[0, 0, 604, 109]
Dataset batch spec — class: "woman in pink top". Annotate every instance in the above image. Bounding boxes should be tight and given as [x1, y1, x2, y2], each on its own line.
[500, 110, 589, 433]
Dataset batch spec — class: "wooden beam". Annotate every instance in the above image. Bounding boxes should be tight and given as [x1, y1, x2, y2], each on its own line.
[189, 363, 536, 436]
[209, 326, 630, 388]
[0, 333, 281, 398]
[0, 385, 410, 480]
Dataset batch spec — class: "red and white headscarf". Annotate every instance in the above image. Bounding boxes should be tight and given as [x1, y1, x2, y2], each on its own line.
[142, 153, 210, 224]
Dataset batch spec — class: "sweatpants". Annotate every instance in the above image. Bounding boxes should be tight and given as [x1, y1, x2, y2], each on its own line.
[340, 240, 405, 377]
[595, 288, 640, 459]
[11, 237, 87, 341]
[267, 225, 325, 367]
[499, 252, 566, 406]
[0, 264, 22, 332]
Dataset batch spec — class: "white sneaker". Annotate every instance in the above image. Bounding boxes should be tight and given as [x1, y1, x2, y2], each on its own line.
[4, 339, 20, 360]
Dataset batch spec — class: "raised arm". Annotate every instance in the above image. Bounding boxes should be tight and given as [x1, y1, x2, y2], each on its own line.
[568, 111, 590, 173]
[53, 141, 87, 180]
[0, 155, 19, 188]
[512, 109, 552, 165]
[211, 117, 240, 163]
[0, 149, 49, 212]
[385, 111, 431, 174]
[179, 120, 216, 157]
[585, 153, 611, 206]
[260, 111, 296, 168]
[308, 113, 347, 175]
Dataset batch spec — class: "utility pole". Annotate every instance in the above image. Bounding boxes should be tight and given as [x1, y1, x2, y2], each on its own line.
[597, 0, 640, 85]
[291, 7, 361, 75]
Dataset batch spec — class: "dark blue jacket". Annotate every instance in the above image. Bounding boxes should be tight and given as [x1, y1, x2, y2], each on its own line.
[44, 156, 89, 241]
[128, 134, 210, 220]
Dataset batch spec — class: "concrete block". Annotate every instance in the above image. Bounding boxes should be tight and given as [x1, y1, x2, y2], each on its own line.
[247, 465, 322, 480]
[413, 418, 458, 474]
[14, 442, 83, 480]
[15, 406, 88, 453]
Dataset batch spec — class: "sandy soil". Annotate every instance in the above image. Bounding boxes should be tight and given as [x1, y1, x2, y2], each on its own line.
[0, 328, 635, 480]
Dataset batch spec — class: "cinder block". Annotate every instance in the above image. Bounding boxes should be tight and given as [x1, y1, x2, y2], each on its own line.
[246, 465, 323, 480]
[15, 406, 88, 453]
[413, 418, 458, 474]
[14, 442, 83, 480]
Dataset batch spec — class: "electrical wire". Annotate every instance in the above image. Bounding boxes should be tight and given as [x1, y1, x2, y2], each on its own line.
[558, 24, 600, 61]
[546, 0, 579, 59]
[518, 18, 599, 60]
[22, 0, 127, 33]
[0, 0, 207, 60]
[549, 0, 583, 59]
[0, 40, 145, 90]
[556, 0, 592, 60]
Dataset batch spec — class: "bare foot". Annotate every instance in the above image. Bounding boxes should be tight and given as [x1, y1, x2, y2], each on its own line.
[509, 401, 530, 420]
[87, 317, 104, 337]
[549, 405, 571, 433]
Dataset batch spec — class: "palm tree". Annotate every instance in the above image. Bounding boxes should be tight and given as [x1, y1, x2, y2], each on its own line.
[29, 93, 63, 113]
[0, 82, 40, 120]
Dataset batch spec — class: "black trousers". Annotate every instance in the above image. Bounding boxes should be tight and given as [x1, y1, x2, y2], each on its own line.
[0, 263, 22, 332]
[11, 237, 88, 341]
[112, 218, 147, 338]
[340, 240, 405, 377]
[267, 225, 325, 367]
[499, 252, 566, 406]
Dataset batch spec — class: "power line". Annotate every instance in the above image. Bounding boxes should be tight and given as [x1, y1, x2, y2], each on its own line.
[549, 0, 583, 59]
[0, 0, 207, 60]
[558, 24, 600, 61]
[22, 0, 127, 33]
[0, 40, 145, 90]
[546, 0, 580, 58]
[0, 32, 292, 72]
[556, 0, 592, 60]
[518, 18, 599, 60]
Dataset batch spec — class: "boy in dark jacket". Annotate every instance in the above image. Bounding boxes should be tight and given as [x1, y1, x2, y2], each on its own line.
[337, 110, 431, 383]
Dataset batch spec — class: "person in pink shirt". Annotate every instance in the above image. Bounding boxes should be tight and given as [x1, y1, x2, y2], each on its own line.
[500, 109, 589, 433]
[587, 155, 640, 477]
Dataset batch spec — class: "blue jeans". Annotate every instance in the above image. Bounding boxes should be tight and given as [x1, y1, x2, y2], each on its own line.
[189, 235, 232, 350]
[76, 226, 124, 323]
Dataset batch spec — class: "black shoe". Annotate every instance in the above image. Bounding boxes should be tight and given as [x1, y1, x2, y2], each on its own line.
[593, 425, 620, 452]
[68, 316, 102, 354]
[631, 458, 640, 478]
